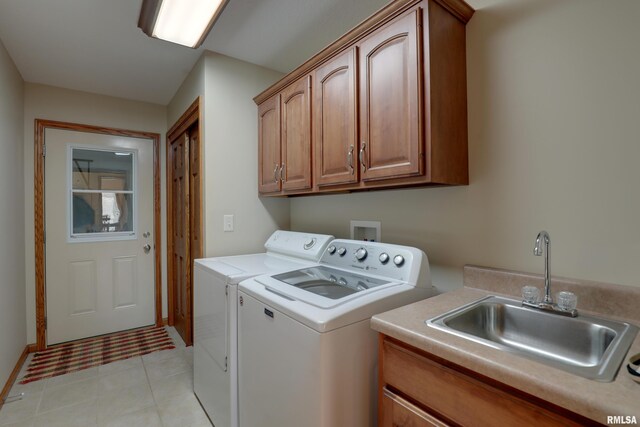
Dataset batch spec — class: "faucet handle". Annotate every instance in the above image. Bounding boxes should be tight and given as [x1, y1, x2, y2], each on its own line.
[556, 291, 577, 311]
[522, 286, 540, 304]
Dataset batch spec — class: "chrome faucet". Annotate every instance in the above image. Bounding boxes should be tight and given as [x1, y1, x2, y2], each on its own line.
[523, 231, 578, 317]
[534, 230, 552, 303]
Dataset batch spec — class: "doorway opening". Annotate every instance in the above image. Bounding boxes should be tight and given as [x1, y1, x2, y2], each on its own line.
[167, 97, 203, 346]
[34, 120, 162, 351]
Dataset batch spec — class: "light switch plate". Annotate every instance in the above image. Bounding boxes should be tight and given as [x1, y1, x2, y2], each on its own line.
[223, 215, 234, 232]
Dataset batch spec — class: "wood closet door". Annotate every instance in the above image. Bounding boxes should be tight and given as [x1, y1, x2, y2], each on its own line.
[281, 75, 312, 191]
[359, 9, 424, 181]
[189, 127, 202, 264]
[314, 48, 358, 186]
[170, 133, 190, 343]
[258, 95, 281, 194]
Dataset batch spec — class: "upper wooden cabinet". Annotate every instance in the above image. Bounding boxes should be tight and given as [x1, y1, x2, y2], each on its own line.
[256, 0, 474, 196]
[257, 94, 281, 194]
[281, 76, 312, 192]
[359, 9, 422, 182]
[258, 76, 313, 195]
[314, 48, 358, 187]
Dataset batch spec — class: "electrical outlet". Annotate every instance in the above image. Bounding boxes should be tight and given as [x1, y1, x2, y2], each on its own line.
[223, 215, 234, 232]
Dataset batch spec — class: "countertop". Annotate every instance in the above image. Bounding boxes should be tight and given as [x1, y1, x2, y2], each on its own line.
[371, 266, 640, 424]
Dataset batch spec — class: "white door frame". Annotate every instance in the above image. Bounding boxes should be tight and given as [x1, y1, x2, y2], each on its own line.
[34, 119, 162, 351]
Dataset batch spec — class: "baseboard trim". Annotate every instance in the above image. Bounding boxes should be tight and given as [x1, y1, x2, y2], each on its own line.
[0, 345, 32, 411]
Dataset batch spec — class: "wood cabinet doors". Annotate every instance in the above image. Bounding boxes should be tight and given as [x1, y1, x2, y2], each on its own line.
[359, 8, 423, 182]
[258, 76, 312, 195]
[314, 48, 358, 187]
[258, 94, 281, 194]
[281, 75, 312, 191]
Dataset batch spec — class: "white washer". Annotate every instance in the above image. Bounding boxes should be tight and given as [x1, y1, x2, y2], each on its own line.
[193, 231, 334, 427]
[238, 239, 435, 427]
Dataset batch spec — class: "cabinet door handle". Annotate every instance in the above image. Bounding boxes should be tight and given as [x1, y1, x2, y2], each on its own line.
[359, 142, 367, 172]
[347, 145, 354, 175]
[280, 162, 285, 183]
[273, 163, 279, 183]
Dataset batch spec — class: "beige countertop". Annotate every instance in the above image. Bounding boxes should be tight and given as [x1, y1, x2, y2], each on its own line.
[371, 266, 640, 424]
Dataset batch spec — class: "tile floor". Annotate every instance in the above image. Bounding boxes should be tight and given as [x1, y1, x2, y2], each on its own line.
[0, 327, 212, 427]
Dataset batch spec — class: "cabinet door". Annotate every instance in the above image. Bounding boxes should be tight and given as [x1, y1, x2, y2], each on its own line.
[281, 75, 312, 191]
[314, 48, 358, 186]
[359, 9, 423, 181]
[382, 338, 586, 427]
[258, 95, 282, 194]
[381, 388, 449, 427]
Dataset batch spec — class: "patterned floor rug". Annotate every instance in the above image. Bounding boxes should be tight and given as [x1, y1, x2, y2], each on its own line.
[19, 326, 175, 384]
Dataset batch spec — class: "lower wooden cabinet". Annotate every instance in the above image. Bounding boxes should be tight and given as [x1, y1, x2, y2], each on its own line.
[382, 388, 449, 427]
[378, 335, 602, 427]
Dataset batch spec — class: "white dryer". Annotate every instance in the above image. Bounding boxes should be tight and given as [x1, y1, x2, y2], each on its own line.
[238, 239, 435, 427]
[193, 230, 333, 427]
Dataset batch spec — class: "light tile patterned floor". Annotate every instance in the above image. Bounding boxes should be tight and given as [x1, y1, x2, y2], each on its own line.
[0, 327, 212, 427]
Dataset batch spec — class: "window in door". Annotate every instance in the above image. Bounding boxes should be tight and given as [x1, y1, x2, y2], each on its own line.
[68, 147, 137, 242]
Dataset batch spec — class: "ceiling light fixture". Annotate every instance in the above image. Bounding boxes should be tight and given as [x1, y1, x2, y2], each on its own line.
[138, 0, 230, 49]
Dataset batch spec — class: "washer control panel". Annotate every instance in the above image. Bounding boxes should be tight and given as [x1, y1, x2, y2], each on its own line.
[320, 239, 422, 282]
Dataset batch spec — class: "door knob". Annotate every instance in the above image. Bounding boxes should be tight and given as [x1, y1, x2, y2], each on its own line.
[143, 244, 151, 254]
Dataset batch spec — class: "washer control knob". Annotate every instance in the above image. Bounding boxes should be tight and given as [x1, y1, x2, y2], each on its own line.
[355, 248, 368, 261]
[304, 238, 317, 250]
[337, 247, 347, 256]
[327, 245, 336, 255]
[379, 253, 390, 264]
[393, 255, 405, 267]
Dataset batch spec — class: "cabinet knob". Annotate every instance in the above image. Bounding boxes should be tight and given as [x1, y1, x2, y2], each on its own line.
[280, 162, 285, 183]
[273, 163, 279, 184]
[359, 142, 367, 172]
[347, 145, 354, 175]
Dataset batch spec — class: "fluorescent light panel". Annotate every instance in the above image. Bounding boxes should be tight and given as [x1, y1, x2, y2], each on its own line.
[138, 0, 229, 48]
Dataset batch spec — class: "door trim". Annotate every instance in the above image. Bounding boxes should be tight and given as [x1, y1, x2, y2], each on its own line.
[166, 97, 203, 345]
[34, 119, 162, 351]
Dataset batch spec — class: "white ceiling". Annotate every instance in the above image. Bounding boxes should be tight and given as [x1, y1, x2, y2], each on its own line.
[0, 0, 391, 105]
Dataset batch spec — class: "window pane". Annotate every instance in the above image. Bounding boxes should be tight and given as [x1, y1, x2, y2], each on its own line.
[72, 192, 133, 234]
[72, 149, 133, 191]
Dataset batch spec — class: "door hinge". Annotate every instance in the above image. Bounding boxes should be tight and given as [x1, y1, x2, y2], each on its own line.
[42, 144, 46, 157]
[225, 284, 229, 296]
[225, 356, 228, 370]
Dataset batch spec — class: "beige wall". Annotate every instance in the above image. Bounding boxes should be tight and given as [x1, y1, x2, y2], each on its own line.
[291, 0, 640, 292]
[23, 84, 167, 344]
[202, 52, 289, 256]
[0, 39, 25, 387]
[167, 56, 205, 127]
[168, 51, 289, 258]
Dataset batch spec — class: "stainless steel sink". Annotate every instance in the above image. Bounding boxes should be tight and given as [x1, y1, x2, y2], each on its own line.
[427, 296, 638, 382]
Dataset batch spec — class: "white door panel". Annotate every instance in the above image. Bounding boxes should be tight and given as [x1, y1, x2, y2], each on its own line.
[45, 128, 154, 345]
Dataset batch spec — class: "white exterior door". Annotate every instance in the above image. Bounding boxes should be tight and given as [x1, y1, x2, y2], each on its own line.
[44, 128, 155, 345]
